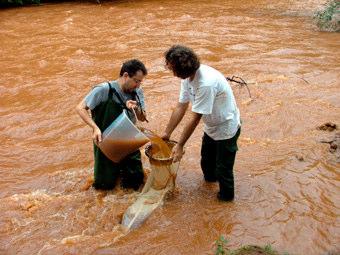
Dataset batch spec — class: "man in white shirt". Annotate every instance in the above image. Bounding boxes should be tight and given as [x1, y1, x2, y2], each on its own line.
[162, 45, 241, 201]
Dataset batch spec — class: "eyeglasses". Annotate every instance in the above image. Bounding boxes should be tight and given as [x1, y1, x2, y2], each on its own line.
[132, 77, 143, 84]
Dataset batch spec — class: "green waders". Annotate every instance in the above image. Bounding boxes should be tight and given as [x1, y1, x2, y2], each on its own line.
[201, 128, 241, 201]
[91, 83, 144, 190]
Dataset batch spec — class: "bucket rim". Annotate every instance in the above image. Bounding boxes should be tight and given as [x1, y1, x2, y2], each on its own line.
[121, 110, 150, 141]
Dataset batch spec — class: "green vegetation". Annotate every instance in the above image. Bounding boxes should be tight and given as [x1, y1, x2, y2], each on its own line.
[314, 0, 340, 32]
[214, 236, 290, 255]
[0, 0, 40, 6]
[0, 0, 101, 7]
[215, 235, 229, 255]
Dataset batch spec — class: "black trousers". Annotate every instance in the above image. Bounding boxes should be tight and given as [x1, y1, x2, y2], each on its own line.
[201, 128, 241, 199]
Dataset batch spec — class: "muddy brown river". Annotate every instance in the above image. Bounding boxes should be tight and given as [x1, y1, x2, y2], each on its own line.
[0, 0, 339, 254]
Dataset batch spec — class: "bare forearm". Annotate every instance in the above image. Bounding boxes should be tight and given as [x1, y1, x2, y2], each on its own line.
[170, 112, 201, 162]
[76, 100, 98, 130]
[164, 102, 189, 137]
[178, 112, 201, 147]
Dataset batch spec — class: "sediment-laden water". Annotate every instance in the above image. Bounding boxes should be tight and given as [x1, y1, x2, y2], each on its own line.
[0, 0, 339, 254]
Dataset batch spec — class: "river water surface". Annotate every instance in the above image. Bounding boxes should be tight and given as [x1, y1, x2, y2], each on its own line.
[0, 0, 339, 254]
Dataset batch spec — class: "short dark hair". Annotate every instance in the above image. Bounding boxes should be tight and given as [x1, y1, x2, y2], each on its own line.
[119, 59, 147, 77]
[164, 45, 200, 79]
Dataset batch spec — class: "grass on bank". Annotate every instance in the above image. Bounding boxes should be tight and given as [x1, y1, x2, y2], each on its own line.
[0, 0, 38, 6]
[0, 0, 98, 7]
[314, 0, 340, 32]
[214, 236, 290, 255]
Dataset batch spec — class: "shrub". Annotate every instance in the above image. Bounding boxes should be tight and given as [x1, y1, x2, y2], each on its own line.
[213, 236, 290, 255]
[314, 0, 340, 32]
[0, 0, 40, 6]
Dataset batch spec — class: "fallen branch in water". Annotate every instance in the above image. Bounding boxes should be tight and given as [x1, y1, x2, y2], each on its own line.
[226, 75, 252, 98]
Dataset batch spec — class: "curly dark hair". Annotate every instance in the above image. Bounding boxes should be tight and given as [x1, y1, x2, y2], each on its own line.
[164, 45, 200, 79]
[119, 59, 147, 77]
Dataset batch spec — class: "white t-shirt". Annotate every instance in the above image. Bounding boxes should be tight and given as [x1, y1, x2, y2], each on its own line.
[179, 64, 241, 140]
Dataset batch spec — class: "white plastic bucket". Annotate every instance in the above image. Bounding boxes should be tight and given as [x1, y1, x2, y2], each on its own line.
[98, 110, 149, 163]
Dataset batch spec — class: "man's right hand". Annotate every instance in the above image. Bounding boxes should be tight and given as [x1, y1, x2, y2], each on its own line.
[161, 132, 170, 141]
[92, 127, 102, 146]
[171, 143, 185, 163]
[76, 99, 104, 146]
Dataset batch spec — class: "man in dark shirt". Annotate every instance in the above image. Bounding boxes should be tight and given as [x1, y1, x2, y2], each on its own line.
[76, 59, 148, 190]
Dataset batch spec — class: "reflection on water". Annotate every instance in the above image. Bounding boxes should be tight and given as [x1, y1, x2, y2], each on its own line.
[0, 0, 339, 254]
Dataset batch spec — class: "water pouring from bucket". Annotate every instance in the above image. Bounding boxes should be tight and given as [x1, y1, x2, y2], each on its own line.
[138, 128, 172, 159]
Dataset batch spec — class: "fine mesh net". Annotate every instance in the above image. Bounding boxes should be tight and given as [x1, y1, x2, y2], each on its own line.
[121, 141, 179, 230]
